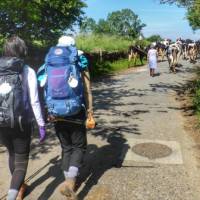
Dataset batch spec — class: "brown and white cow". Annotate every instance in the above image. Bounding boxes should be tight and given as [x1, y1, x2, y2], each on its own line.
[166, 43, 179, 73]
[155, 42, 167, 62]
[128, 45, 147, 66]
[188, 43, 197, 63]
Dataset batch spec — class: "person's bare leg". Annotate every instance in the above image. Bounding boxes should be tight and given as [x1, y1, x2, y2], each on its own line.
[152, 69, 155, 77]
[150, 69, 152, 76]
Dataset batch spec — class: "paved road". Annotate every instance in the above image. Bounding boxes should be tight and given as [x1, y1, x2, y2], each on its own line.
[1, 59, 200, 200]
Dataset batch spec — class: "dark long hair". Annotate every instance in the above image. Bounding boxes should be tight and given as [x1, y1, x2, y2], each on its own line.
[3, 35, 27, 58]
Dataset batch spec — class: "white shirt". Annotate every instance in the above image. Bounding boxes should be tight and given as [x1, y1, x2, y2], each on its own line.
[148, 49, 157, 61]
[23, 66, 45, 127]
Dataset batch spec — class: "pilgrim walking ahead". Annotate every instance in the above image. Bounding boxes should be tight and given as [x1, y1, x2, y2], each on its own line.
[0, 36, 46, 200]
[147, 44, 158, 77]
[38, 35, 95, 200]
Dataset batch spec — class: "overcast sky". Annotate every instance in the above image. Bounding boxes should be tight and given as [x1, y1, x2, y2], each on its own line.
[84, 0, 200, 40]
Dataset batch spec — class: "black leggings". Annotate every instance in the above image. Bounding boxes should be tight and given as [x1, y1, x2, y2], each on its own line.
[0, 124, 31, 190]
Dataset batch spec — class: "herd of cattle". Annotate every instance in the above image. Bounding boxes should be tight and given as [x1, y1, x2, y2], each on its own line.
[128, 38, 200, 73]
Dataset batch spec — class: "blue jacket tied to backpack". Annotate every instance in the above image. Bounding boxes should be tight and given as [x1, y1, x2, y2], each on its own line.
[43, 46, 84, 117]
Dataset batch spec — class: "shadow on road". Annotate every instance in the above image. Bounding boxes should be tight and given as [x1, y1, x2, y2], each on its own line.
[26, 156, 63, 200]
[24, 132, 130, 200]
[77, 132, 129, 200]
[0, 66, 146, 199]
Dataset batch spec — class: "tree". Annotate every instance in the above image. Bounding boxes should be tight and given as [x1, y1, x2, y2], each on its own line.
[187, 0, 200, 30]
[94, 19, 110, 34]
[78, 9, 146, 39]
[160, 0, 194, 7]
[106, 9, 146, 38]
[160, 0, 200, 30]
[0, 0, 86, 45]
[79, 17, 97, 34]
[147, 35, 163, 42]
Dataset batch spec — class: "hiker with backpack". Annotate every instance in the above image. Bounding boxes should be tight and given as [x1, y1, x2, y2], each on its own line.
[0, 36, 46, 200]
[37, 35, 95, 199]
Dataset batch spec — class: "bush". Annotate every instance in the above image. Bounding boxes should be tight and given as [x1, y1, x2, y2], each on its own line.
[193, 79, 200, 113]
[76, 34, 132, 52]
[194, 89, 200, 112]
[146, 35, 163, 42]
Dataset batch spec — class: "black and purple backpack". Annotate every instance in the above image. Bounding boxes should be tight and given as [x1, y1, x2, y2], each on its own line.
[0, 57, 28, 130]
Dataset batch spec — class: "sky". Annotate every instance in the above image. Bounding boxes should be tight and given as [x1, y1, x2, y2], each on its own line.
[83, 0, 200, 40]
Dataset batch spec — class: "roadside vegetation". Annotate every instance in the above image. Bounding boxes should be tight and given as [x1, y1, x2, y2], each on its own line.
[193, 79, 200, 120]
[24, 34, 148, 77]
[0, 3, 155, 77]
[76, 34, 148, 77]
[76, 34, 132, 52]
[161, 0, 200, 30]
[89, 57, 146, 78]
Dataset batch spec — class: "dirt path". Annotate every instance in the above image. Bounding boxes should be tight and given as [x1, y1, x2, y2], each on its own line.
[1, 59, 200, 200]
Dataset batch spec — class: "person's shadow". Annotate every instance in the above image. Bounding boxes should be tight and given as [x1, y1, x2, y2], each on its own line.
[76, 132, 129, 199]
[153, 72, 161, 77]
[26, 133, 129, 200]
[26, 156, 64, 200]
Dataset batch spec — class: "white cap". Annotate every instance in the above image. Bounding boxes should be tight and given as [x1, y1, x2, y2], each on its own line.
[57, 36, 75, 47]
[78, 50, 84, 56]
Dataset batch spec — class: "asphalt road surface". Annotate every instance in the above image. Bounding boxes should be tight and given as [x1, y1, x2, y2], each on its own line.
[1, 59, 200, 200]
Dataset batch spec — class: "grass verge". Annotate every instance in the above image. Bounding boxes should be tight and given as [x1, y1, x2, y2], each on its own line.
[193, 79, 200, 120]
[90, 58, 146, 78]
[76, 34, 132, 52]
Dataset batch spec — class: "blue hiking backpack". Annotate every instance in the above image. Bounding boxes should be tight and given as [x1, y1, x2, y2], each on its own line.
[44, 46, 84, 117]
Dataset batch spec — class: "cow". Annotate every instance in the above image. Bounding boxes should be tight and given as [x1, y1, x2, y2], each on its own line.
[128, 45, 147, 66]
[182, 42, 188, 60]
[166, 43, 179, 73]
[187, 43, 198, 63]
[162, 39, 170, 46]
[175, 39, 183, 65]
[196, 40, 200, 56]
[155, 42, 167, 62]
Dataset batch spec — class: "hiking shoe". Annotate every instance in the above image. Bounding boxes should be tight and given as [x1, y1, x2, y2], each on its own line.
[16, 183, 27, 200]
[60, 179, 77, 200]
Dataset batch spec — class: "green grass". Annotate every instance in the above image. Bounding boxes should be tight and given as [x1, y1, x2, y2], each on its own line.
[110, 58, 146, 71]
[29, 35, 148, 78]
[194, 84, 200, 110]
[90, 58, 146, 78]
[76, 34, 133, 52]
[76, 34, 151, 53]
[76, 34, 148, 78]
[192, 79, 200, 123]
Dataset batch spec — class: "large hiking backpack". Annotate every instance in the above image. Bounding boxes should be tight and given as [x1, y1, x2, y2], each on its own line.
[44, 46, 84, 117]
[0, 57, 26, 129]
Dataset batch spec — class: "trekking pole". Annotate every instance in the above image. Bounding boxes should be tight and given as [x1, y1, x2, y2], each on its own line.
[52, 117, 98, 128]
[0, 156, 59, 200]
[25, 156, 59, 183]
[55, 117, 85, 125]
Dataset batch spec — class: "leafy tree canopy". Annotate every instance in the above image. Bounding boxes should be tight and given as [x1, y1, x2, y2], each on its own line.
[80, 9, 146, 39]
[79, 17, 97, 34]
[146, 35, 163, 42]
[160, 0, 200, 30]
[106, 9, 146, 38]
[94, 19, 111, 34]
[0, 0, 86, 45]
[160, 0, 194, 7]
[187, 0, 200, 30]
